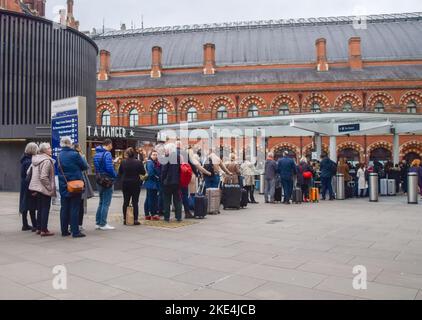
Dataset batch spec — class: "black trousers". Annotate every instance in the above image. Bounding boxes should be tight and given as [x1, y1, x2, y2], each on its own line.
[163, 185, 182, 221]
[37, 194, 51, 232]
[22, 210, 37, 229]
[122, 181, 141, 222]
[245, 185, 256, 202]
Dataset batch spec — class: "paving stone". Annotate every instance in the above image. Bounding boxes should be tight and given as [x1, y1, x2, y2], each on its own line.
[178, 255, 251, 273]
[0, 261, 54, 285]
[209, 275, 267, 295]
[0, 276, 48, 300]
[173, 268, 231, 287]
[374, 270, 422, 290]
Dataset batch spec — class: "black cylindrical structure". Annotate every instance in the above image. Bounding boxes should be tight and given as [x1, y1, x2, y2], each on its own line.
[0, 9, 98, 191]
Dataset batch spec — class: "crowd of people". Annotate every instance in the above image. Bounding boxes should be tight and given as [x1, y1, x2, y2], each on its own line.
[18, 137, 422, 238]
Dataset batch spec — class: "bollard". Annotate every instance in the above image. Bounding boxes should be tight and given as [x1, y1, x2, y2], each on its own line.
[259, 174, 265, 195]
[336, 174, 345, 200]
[408, 172, 419, 204]
[369, 173, 379, 202]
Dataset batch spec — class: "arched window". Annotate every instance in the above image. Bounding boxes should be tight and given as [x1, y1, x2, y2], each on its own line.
[247, 105, 259, 118]
[129, 109, 139, 127]
[342, 102, 353, 112]
[374, 101, 385, 113]
[311, 103, 321, 113]
[407, 100, 417, 114]
[217, 106, 228, 119]
[187, 107, 198, 122]
[157, 108, 168, 125]
[278, 104, 290, 115]
[101, 110, 111, 126]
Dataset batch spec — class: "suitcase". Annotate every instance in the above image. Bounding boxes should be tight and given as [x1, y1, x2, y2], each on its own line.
[222, 184, 242, 210]
[380, 179, 388, 196]
[194, 195, 208, 219]
[292, 188, 303, 204]
[388, 179, 396, 196]
[274, 187, 283, 202]
[206, 188, 221, 214]
[310, 187, 320, 203]
[241, 188, 249, 208]
[345, 184, 354, 199]
[125, 204, 134, 226]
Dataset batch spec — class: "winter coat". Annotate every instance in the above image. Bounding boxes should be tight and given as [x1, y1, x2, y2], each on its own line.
[161, 150, 181, 187]
[29, 154, 56, 197]
[320, 157, 336, 178]
[58, 147, 88, 198]
[277, 157, 297, 181]
[337, 163, 352, 181]
[93, 146, 117, 180]
[264, 159, 277, 180]
[357, 168, 368, 190]
[144, 159, 161, 190]
[296, 162, 313, 186]
[118, 158, 146, 184]
[19, 154, 37, 213]
[241, 161, 257, 186]
[223, 161, 241, 184]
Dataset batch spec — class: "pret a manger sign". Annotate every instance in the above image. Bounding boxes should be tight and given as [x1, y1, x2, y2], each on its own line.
[87, 126, 135, 139]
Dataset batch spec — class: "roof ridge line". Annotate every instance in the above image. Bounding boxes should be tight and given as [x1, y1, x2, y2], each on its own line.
[93, 12, 422, 39]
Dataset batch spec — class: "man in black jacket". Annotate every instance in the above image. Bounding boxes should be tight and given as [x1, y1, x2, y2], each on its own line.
[161, 143, 182, 222]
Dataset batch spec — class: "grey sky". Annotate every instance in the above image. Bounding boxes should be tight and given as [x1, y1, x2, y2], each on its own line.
[45, 0, 422, 32]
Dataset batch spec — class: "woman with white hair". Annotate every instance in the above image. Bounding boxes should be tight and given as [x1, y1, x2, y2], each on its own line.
[29, 143, 56, 237]
[19, 142, 39, 232]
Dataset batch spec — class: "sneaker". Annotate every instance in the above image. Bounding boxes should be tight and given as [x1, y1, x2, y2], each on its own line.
[73, 233, 86, 239]
[40, 231, 55, 237]
[152, 215, 160, 221]
[79, 226, 85, 232]
[145, 216, 152, 221]
[95, 225, 101, 230]
[100, 224, 115, 231]
[22, 226, 32, 232]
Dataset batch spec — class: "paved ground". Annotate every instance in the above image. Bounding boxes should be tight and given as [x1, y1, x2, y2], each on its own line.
[0, 191, 422, 300]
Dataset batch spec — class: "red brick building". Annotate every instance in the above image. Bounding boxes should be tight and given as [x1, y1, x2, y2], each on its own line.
[94, 13, 422, 163]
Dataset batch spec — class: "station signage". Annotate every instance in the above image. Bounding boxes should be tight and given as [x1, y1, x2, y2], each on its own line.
[87, 126, 135, 139]
[339, 123, 360, 133]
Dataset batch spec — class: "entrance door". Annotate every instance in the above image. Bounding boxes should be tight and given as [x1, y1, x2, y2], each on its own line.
[404, 152, 421, 164]
[370, 147, 392, 163]
[338, 148, 360, 163]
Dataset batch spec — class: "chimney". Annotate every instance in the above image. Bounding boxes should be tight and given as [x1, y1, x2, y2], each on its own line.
[203, 43, 216, 75]
[67, 0, 73, 15]
[349, 37, 363, 70]
[315, 38, 329, 72]
[98, 50, 111, 81]
[151, 46, 163, 78]
[66, 0, 79, 30]
[1, 0, 23, 13]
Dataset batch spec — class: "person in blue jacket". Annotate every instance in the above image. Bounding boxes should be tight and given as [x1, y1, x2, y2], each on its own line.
[93, 139, 117, 231]
[57, 137, 88, 238]
[144, 150, 161, 221]
[277, 151, 297, 204]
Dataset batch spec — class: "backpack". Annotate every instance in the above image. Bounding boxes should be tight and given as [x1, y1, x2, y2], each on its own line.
[180, 163, 193, 188]
[203, 157, 215, 177]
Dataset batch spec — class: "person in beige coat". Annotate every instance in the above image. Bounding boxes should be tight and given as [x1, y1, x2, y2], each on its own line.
[188, 147, 211, 195]
[29, 143, 56, 237]
[223, 153, 241, 185]
[241, 159, 259, 203]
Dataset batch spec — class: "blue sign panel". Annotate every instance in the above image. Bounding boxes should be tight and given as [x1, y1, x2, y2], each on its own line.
[51, 109, 79, 171]
[339, 124, 360, 133]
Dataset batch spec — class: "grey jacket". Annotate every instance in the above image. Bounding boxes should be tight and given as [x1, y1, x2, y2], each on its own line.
[265, 159, 277, 180]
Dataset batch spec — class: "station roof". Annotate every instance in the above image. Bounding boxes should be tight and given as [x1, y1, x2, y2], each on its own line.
[93, 13, 422, 72]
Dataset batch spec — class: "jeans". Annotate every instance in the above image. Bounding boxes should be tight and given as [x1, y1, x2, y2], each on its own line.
[96, 184, 113, 227]
[145, 188, 159, 216]
[158, 185, 164, 215]
[61, 195, 82, 236]
[181, 186, 190, 213]
[37, 194, 51, 232]
[281, 178, 293, 203]
[264, 178, 275, 202]
[163, 185, 182, 221]
[321, 176, 334, 199]
[122, 181, 141, 222]
[78, 200, 84, 227]
[204, 175, 220, 193]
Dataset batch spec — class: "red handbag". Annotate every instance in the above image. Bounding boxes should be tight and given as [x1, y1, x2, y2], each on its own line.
[303, 171, 313, 180]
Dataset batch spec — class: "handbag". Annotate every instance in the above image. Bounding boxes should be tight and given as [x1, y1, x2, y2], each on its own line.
[58, 155, 85, 194]
[95, 152, 114, 188]
[125, 202, 135, 226]
[25, 165, 33, 184]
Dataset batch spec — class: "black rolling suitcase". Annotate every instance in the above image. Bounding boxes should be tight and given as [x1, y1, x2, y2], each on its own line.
[292, 188, 303, 204]
[241, 188, 249, 208]
[345, 182, 354, 199]
[194, 195, 208, 219]
[274, 187, 282, 202]
[222, 184, 242, 210]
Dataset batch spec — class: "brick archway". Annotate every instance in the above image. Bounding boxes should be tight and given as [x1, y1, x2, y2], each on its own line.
[302, 93, 330, 112]
[209, 96, 236, 119]
[239, 95, 267, 114]
[149, 98, 174, 113]
[96, 101, 117, 116]
[179, 97, 205, 113]
[334, 92, 363, 111]
[337, 141, 365, 162]
[270, 94, 300, 114]
[400, 140, 422, 159]
[367, 92, 396, 112]
[302, 143, 329, 158]
[400, 91, 422, 112]
[120, 99, 145, 114]
[271, 142, 301, 160]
